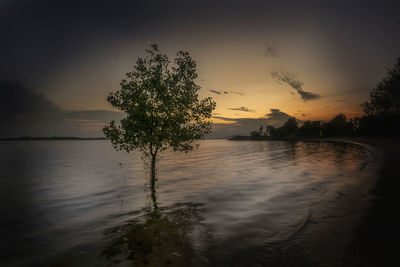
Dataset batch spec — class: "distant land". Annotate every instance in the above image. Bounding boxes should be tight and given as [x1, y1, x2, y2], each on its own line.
[228, 135, 297, 141]
[0, 136, 109, 141]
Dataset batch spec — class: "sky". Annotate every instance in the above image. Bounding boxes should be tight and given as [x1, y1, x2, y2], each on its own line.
[1, 0, 400, 138]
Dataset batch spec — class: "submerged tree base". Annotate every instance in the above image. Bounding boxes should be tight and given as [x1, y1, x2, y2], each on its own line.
[103, 204, 205, 266]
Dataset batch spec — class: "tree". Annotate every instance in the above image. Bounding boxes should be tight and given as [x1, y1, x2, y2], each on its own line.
[298, 120, 321, 137]
[250, 130, 260, 137]
[322, 113, 353, 136]
[103, 44, 216, 196]
[361, 58, 400, 115]
[281, 117, 298, 137]
[266, 125, 277, 137]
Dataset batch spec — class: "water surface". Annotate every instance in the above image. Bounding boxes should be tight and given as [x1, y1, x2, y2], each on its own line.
[0, 140, 380, 266]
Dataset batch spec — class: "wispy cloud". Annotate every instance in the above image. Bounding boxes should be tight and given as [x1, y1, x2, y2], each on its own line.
[209, 89, 244, 96]
[229, 91, 244, 96]
[209, 89, 222, 95]
[228, 106, 255, 112]
[265, 44, 279, 58]
[209, 89, 230, 95]
[271, 71, 320, 101]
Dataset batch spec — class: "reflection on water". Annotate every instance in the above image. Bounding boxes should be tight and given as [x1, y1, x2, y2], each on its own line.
[0, 140, 380, 266]
[103, 202, 206, 266]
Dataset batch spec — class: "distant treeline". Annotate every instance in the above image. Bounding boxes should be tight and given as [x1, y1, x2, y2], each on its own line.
[252, 112, 400, 139]
[251, 58, 400, 139]
[0, 136, 109, 141]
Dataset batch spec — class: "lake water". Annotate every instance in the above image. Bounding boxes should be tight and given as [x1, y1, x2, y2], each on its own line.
[0, 140, 381, 266]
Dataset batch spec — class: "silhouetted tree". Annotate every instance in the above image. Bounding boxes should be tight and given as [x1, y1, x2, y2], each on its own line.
[281, 117, 298, 137]
[266, 125, 277, 137]
[103, 44, 216, 196]
[361, 58, 400, 115]
[322, 113, 353, 136]
[298, 120, 321, 137]
[358, 58, 400, 135]
[250, 130, 260, 137]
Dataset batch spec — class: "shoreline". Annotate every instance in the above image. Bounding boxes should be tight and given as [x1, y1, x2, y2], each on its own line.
[227, 136, 400, 265]
[347, 138, 400, 265]
[278, 138, 384, 266]
[296, 137, 400, 265]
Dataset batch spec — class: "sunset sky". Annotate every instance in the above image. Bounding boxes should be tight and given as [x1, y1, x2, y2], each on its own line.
[1, 0, 400, 138]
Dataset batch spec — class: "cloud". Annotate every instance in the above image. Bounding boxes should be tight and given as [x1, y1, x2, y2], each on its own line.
[210, 117, 268, 138]
[229, 91, 244, 96]
[271, 71, 320, 101]
[65, 110, 124, 123]
[265, 108, 295, 126]
[209, 108, 299, 138]
[209, 89, 222, 95]
[228, 107, 255, 112]
[0, 81, 123, 137]
[209, 89, 238, 95]
[265, 44, 279, 57]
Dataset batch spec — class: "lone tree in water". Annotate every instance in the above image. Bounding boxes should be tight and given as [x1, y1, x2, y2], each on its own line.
[103, 44, 216, 195]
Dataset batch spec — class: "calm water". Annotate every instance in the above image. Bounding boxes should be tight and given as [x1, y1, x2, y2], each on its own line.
[0, 140, 381, 266]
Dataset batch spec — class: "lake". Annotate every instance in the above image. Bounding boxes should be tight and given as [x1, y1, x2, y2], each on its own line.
[0, 140, 381, 266]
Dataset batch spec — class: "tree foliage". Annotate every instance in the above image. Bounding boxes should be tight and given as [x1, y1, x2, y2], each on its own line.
[250, 130, 260, 137]
[321, 113, 353, 137]
[103, 45, 216, 180]
[361, 58, 400, 115]
[281, 117, 298, 137]
[297, 120, 321, 137]
[264, 114, 354, 138]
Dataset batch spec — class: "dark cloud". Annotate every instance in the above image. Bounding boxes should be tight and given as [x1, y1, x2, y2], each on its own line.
[209, 117, 267, 138]
[228, 107, 255, 112]
[209, 89, 231, 95]
[271, 71, 320, 101]
[1, 0, 400, 97]
[209, 89, 222, 95]
[297, 90, 320, 101]
[65, 110, 124, 123]
[265, 44, 279, 57]
[265, 108, 296, 126]
[209, 108, 299, 138]
[208, 89, 243, 96]
[0, 81, 123, 137]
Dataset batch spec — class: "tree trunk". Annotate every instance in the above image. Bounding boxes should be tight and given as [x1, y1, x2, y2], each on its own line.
[150, 154, 156, 200]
